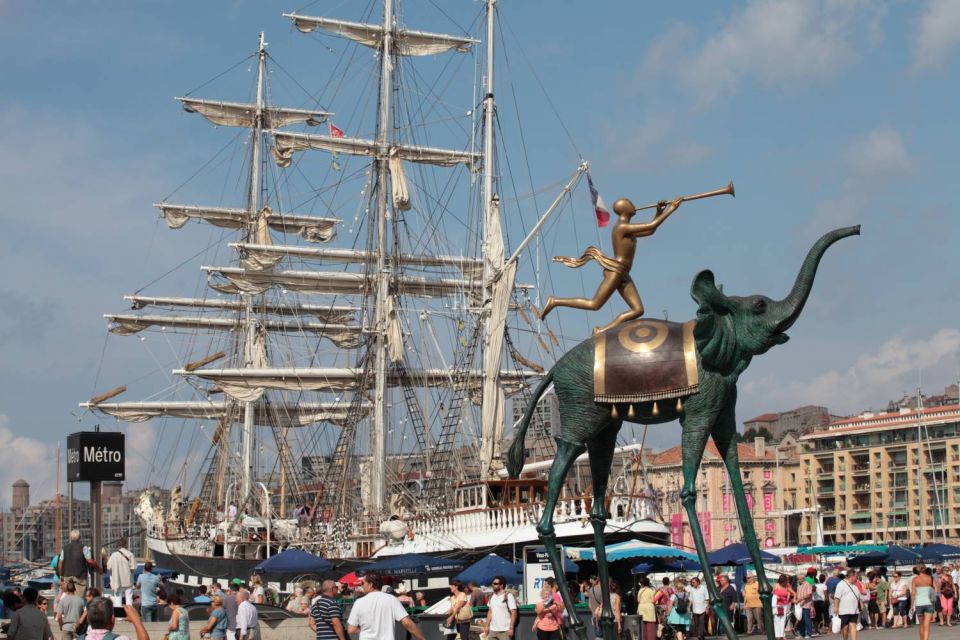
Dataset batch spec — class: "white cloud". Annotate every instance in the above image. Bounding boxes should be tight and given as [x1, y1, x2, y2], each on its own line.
[0, 416, 55, 508]
[913, 0, 960, 69]
[644, 0, 884, 103]
[752, 329, 960, 415]
[844, 128, 916, 178]
[808, 127, 914, 229]
[603, 117, 712, 171]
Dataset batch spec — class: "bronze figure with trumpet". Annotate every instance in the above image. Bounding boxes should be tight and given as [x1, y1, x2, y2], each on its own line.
[540, 182, 735, 334]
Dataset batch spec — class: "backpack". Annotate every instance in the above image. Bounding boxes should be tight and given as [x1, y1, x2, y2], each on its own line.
[674, 593, 688, 615]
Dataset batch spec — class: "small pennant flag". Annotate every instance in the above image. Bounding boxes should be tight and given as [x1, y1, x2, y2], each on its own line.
[328, 123, 344, 171]
[587, 171, 610, 228]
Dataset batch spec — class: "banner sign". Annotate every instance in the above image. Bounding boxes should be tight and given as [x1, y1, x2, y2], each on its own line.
[67, 431, 125, 482]
[763, 492, 774, 512]
[697, 512, 712, 549]
[671, 513, 683, 546]
[522, 546, 563, 605]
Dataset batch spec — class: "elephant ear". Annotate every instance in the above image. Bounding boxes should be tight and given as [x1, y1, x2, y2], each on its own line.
[690, 270, 734, 315]
[691, 270, 740, 374]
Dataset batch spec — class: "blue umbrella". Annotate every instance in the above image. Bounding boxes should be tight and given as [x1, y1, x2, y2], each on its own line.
[253, 548, 333, 575]
[568, 540, 698, 563]
[915, 543, 960, 563]
[453, 555, 523, 586]
[356, 553, 465, 577]
[707, 543, 778, 566]
[631, 558, 703, 574]
[848, 545, 921, 568]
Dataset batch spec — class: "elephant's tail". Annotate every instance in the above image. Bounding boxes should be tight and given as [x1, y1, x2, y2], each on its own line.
[505, 369, 555, 479]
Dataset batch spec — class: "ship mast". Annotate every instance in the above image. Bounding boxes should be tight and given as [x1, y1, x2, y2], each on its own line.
[479, 0, 504, 474]
[241, 32, 267, 504]
[369, 0, 394, 515]
[482, 0, 496, 267]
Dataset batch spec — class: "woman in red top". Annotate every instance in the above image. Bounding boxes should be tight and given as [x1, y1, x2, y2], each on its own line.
[772, 574, 796, 640]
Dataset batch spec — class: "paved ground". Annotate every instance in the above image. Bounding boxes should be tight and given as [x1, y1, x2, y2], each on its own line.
[831, 626, 957, 640]
[737, 627, 958, 640]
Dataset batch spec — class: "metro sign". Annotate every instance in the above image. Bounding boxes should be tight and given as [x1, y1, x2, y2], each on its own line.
[67, 431, 125, 482]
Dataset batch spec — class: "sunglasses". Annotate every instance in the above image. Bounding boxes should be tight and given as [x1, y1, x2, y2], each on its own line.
[492, 582, 502, 586]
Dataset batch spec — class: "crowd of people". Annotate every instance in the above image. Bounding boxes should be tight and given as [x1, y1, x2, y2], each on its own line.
[559, 562, 960, 640]
[0, 571, 272, 640]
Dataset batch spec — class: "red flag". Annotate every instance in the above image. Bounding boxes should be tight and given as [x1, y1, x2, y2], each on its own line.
[329, 123, 345, 138]
[587, 172, 610, 227]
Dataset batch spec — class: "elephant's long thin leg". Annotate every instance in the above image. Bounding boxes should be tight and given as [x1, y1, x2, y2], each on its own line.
[680, 417, 739, 640]
[586, 419, 622, 640]
[713, 407, 774, 640]
[536, 437, 588, 640]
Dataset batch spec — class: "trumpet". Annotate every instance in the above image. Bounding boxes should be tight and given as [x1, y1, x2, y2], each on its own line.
[633, 181, 735, 212]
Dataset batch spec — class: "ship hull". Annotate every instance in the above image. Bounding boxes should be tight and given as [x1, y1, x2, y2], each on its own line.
[145, 514, 669, 592]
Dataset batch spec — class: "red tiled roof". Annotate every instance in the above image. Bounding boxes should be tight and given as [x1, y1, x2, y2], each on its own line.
[650, 441, 774, 467]
[744, 413, 779, 423]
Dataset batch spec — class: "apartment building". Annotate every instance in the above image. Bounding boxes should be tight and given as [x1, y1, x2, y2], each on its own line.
[797, 403, 960, 546]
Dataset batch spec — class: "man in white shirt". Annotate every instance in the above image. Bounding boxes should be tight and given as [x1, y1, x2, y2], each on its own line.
[106, 538, 135, 604]
[834, 571, 862, 640]
[687, 577, 710, 640]
[236, 589, 260, 640]
[346, 573, 424, 640]
[483, 575, 518, 640]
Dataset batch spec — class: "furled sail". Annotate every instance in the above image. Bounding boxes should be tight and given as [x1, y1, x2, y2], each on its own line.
[284, 14, 478, 57]
[241, 207, 280, 269]
[80, 401, 368, 428]
[385, 295, 404, 363]
[176, 366, 537, 402]
[203, 266, 488, 298]
[388, 153, 411, 211]
[229, 244, 484, 278]
[125, 296, 356, 323]
[270, 131, 480, 169]
[178, 97, 332, 129]
[479, 261, 517, 472]
[156, 204, 338, 243]
[105, 314, 362, 348]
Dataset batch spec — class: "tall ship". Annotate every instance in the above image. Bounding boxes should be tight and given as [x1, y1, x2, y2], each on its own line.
[79, 1, 667, 586]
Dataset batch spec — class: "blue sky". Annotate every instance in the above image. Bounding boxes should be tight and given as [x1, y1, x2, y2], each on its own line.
[2, 0, 960, 506]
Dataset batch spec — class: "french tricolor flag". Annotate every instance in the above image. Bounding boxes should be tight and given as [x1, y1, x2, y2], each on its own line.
[587, 172, 610, 227]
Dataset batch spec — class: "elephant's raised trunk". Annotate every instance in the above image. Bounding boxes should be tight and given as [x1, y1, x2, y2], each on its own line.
[770, 225, 861, 332]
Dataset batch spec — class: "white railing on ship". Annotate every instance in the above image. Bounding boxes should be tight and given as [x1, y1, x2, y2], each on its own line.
[410, 497, 646, 536]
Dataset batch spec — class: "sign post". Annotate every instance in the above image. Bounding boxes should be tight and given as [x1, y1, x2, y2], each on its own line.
[67, 430, 125, 579]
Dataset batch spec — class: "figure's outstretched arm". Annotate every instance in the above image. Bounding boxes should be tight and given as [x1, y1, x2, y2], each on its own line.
[619, 197, 683, 236]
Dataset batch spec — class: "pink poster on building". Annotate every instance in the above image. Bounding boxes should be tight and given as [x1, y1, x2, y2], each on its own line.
[722, 492, 732, 512]
[765, 520, 776, 533]
[746, 494, 754, 512]
[697, 512, 713, 549]
[671, 513, 683, 546]
[763, 492, 774, 512]
[763, 469, 773, 481]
